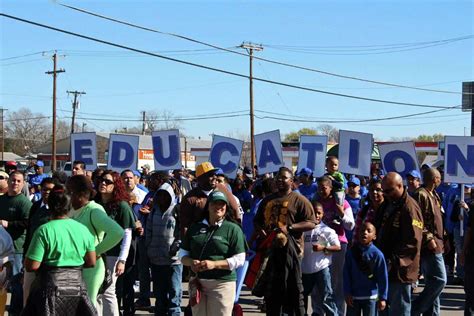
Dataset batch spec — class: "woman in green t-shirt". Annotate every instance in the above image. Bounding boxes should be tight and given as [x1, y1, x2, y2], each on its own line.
[95, 170, 135, 316]
[66, 175, 124, 308]
[180, 190, 246, 316]
[23, 184, 97, 315]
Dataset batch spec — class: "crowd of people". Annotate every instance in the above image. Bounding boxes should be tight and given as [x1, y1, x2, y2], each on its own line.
[0, 157, 473, 316]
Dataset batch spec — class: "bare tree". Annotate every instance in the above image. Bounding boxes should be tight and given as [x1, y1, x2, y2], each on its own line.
[317, 124, 339, 143]
[5, 107, 50, 156]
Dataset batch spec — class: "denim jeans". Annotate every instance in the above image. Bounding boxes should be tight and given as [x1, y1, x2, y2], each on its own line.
[453, 227, 465, 279]
[9, 253, 23, 316]
[150, 264, 182, 316]
[347, 299, 377, 316]
[137, 238, 151, 301]
[412, 253, 447, 316]
[387, 282, 411, 316]
[302, 267, 338, 316]
[328, 243, 347, 316]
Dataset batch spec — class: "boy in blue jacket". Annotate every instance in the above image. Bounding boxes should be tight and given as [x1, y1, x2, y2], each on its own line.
[343, 222, 387, 316]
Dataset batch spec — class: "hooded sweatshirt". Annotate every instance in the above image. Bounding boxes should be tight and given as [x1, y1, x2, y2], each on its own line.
[145, 183, 181, 266]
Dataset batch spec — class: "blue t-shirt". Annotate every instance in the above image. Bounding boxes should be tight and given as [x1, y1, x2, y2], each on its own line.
[298, 183, 318, 201]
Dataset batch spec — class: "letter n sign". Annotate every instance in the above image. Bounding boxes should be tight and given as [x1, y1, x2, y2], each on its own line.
[444, 136, 474, 184]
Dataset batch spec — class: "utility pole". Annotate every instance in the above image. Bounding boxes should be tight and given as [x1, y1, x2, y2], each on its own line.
[82, 123, 87, 132]
[0, 108, 6, 162]
[67, 90, 86, 133]
[141, 111, 146, 135]
[46, 53, 65, 171]
[239, 42, 263, 177]
[462, 82, 474, 136]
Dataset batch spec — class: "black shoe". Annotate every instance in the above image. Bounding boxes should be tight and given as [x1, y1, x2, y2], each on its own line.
[134, 298, 151, 309]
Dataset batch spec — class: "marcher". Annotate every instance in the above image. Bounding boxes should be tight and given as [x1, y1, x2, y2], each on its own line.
[253, 167, 316, 315]
[314, 176, 354, 316]
[134, 172, 168, 309]
[121, 169, 147, 204]
[344, 222, 388, 316]
[297, 167, 317, 201]
[0, 171, 9, 195]
[22, 177, 55, 305]
[450, 184, 472, 283]
[22, 184, 97, 316]
[325, 156, 346, 206]
[462, 204, 474, 315]
[0, 226, 14, 315]
[180, 190, 246, 316]
[95, 171, 135, 316]
[67, 175, 124, 307]
[406, 170, 421, 197]
[411, 168, 447, 316]
[180, 162, 239, 237]
[146, 182, 182, 316]
[345, 176, 363, 243]
[0, 171, 32, 316]
[173, 168, 192, 202]
[72, 160, 86, 176]
[353, 178, 385, 244]
[377, 172, 423, 316]
[301, 201, 340, 316]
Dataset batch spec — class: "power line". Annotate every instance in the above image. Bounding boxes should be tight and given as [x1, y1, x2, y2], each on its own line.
[55, 2, 470, 95]
[0, 13, 460, 110]
[0, 50, 52, 61]
[263, 35, 473, 49]
[254, 105, 462, 124]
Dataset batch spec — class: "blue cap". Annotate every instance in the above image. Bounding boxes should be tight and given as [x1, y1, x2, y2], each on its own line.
[298, 167, 313, 176]
[215, 168, 225, 176]
[132, 170, 141, 177]
[464, 184, 473, 189]
[35, 161, 44, 167]
[407, 170, 421, 179]
[348, 176, 361, 186]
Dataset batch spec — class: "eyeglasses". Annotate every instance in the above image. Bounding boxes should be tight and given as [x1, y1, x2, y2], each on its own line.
[0, 176, 6, 180]
[100, 178, 114, 186]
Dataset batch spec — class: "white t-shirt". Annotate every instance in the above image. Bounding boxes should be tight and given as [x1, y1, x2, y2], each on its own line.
[132, 186, 147, 204]
[301, 223, 340, 274]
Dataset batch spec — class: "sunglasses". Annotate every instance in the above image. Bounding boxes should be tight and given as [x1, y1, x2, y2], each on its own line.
[0, 176, 6, 180]
[100, 178, 114, 186]
[382, 187, 395, 194]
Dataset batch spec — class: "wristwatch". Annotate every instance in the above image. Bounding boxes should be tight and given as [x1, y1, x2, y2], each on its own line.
[287, 225, 294, 233]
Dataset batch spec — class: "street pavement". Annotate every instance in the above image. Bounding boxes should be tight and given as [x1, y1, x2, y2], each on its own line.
[6, 280, 466, 315]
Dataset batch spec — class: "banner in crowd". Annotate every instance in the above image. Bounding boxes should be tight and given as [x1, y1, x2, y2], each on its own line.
[70, 132, 97, 171]
[70, 130, 474, 183]
[152, 130, 182, 171]
[378, 141, 420, 179]
[297, 135, 328, 177]
[444, 136, 474, 184]
[337, 130, 373, 177]
[209, 135, 244, 179]
[254, 130, 284, 174]
[107, 134, 140, 172]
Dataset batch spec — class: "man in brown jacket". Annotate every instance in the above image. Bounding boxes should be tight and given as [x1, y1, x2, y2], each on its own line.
[179, 162, 239, 238]
[377, 172, 423, 316]
[411, 168, 447, 316]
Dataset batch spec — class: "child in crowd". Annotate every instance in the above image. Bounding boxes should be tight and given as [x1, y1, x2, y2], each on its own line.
[345, 176, 363, 244]
[344, 222, 387, 316]
[302, 202, 341, 316]
[325, 156, 346, 206]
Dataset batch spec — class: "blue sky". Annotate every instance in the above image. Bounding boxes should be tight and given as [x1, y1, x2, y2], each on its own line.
[1, 0, 473, 141]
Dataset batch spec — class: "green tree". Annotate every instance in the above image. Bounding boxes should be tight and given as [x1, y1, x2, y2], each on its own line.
[284, 128, 318, 142]
[416, 133, 444, 142]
